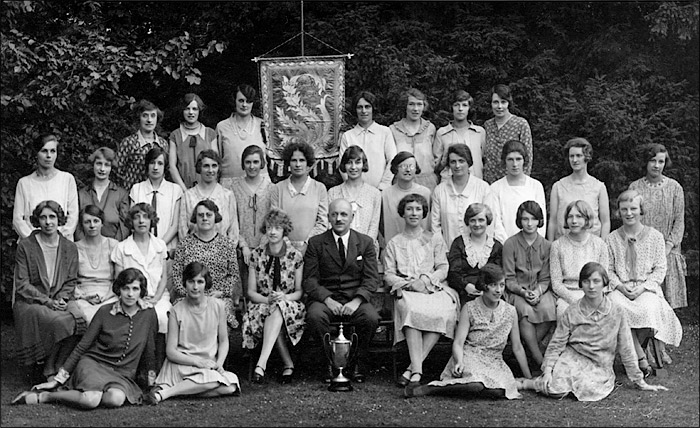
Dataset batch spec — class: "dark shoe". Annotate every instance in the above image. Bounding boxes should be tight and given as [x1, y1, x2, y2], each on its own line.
[143, 386, 162, 405]
[638, 357, 653, 379]
[351, 364, 366, 383]
[396, 370, 411, 387]
[252, 365, 266, 384]
[324, 365, 334, 384]
[280, 366, 294, 384]
[11, 390, 41, 405]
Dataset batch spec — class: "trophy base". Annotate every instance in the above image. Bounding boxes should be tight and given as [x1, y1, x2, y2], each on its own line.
[328, 381, 354, 392]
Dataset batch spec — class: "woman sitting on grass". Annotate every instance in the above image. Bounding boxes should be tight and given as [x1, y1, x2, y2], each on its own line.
[517, 262, 668, 401]
[145, 262, 239, 404]
[12, 268, 158, 408]
[404, 263, 531, 399]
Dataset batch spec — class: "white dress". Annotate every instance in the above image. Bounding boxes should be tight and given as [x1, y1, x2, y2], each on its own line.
[129, 179, 183, 250]
[338, 122, 397, 190]
[490, 175, 547, 239]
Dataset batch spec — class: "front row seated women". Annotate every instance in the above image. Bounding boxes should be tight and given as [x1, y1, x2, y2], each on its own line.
[517, 262, 668, 401]
[404, 264, 531, 399]
[145, 262, 239, 404]
[12, 268, 158, 408]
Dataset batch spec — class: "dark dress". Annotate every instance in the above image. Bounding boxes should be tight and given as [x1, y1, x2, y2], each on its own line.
[447, 233, 503, 305]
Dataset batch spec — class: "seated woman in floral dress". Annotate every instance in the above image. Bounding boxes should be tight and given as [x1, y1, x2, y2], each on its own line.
[384, 194, 459, 387]
[242, 208, 305, 384]
[517, 262, 668, 401]
[404, 263, 531, 399]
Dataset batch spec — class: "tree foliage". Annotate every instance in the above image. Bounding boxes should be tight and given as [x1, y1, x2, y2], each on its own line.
[1, 1, 698, 299]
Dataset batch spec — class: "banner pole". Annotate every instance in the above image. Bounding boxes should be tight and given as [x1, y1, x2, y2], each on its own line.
[301, 1, 305, 57]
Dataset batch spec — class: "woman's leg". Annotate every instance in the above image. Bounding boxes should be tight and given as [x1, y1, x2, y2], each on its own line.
[199, 384, 238, 397]
[255, 307, 284, 373]
[404, 327, 422, 375]
[39, 390, 103, 409]
[100, 388, 126, 408]
[519, 318, 544, 366]
[158, 380, 224, 401]
[405, 382, 485, 398]
[516, 378, 566, 399]
[275, 330, 294, 370]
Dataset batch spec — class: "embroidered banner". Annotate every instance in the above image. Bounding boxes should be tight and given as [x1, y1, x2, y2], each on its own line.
[259, 57, 346, 177]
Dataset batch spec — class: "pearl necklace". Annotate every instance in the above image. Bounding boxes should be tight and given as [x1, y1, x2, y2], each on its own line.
[233, 115, 254, 140]
[84, 238, 105, 270]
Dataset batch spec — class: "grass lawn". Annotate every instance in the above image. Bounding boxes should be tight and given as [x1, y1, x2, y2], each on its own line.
[1, 289, 698, 427]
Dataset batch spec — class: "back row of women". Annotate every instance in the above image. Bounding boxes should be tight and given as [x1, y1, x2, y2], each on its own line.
[11, 83, 685, 406]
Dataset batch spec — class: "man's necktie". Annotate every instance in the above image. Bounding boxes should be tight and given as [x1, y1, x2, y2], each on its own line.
[338, 237, 346, 265]
[151, 190, 158, 236]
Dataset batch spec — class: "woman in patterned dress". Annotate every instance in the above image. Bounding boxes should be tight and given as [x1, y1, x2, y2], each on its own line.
[385, 194, 459, 387]
[606, 190, 682, 376]
[172, 199, 240, 329]
[328, 145, 381, 251]
[548, 137, 610, 241]
[482, 84, 533, 184]
[243, 208, 305, 384]
[404, 264, 531, 399]
[517, 262, 668, 401]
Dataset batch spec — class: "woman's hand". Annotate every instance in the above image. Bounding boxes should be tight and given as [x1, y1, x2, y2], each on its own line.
[452, 362, 466, 378]
[465, 283, 482, 297]
[525, 289, 540, 306]
[86, 294, 101, 305]
[195, 358, 218, 370]
[52, 298, 67, 311]
[635, 379, 669, 392]
[242, 246, 252, 266]
[665, 241, 673, 256]
[268, 291, 284, 305]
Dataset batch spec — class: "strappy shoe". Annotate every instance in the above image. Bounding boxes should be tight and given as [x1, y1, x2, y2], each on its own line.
[638, 357, 653, 379]
[409, 372, 422, 385]
[143, 386, 162, 405]
[11, 390, 41, 405]
[397, 369, 412, 387]
[280, 366, 294, 384]
[252, 365, 266, 384]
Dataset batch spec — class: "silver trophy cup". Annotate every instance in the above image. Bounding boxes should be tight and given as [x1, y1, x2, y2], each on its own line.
[323, 323, 358, 392]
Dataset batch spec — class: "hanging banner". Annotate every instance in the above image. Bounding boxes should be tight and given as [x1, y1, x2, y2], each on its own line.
[258, 56, 346, 177]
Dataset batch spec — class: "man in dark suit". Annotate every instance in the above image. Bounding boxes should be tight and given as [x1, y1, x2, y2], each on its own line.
[303, 198, 380, 383]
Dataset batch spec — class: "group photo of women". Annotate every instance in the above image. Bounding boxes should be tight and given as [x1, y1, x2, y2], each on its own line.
[9, 81, 686, 410]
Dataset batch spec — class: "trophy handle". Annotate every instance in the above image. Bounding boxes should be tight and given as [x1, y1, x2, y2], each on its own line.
[347, 331, 360, 370]
[323, 332, 333, 366]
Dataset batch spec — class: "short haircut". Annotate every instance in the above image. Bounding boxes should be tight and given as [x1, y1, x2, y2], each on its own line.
[125, 202, 159, 230]
[241, 144, 266, 170]
[282, 141, 315, 168]
[32, 133, 59, 153]
[476, 263, 505, 292]
[616, 189, 645, 215]
[190, 199, 223, 224]
[89, 147, 118, 169]
[399, 88, 429, 112]
[464, 202, 493, 226]
[515, 200, 544, 229]
[339, 145, 369, 173]
[232, 84, 257, 106]
[134, 99, 163, 123]
[260, 207, 294, 236]
[449, 90, 474, 107]
[640, 143, 672, 170]
[501, 140, 529, 167]
[447, 144, 474, 168]
[397, 193, 429, 219]
[179, 93, 206, 115]
[578, 261, 609, 289]
[563, 137, 593, 163]
[352, 90, 377, 114]
[390, 151, 422, 175]
[563, 200, 595, 230]
[112, 267, 148, 298]
[182, 261, 213, 291]
[144, 146, 168, 172]
[195, 149, 222, 174]
[490, 84, 514, 107]
[79, 204, 105, 227]
[30, 200, 67, 228]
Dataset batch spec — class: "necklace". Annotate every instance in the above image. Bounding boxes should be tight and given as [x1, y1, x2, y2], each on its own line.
[643, 176, 665, 188]
[84, 238, 104, 270]
[233, 115, 254, 140]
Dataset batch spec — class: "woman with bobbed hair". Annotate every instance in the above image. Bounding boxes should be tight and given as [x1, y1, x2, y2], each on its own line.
[385, 193, 458, 387]
[74, 205, 119, 324]
[12, 200, 86, 384]
[115, 99, 169, 191]
[482, 84, 533, 184]
[548, 137, 610, 241]
[269, 141, 328, 254]
[502, 200, 554, 368]
[168, 93, 218, 191]
[404, 263, 531, 399]
[75, 147, 130, 242]
[178, 149, 239, 244]
[447, 202, 503, 306]
[217, 84, 268, 185]
[390, 88, 438, 192]
[628, 143, 687, 311]
[516, 262, 668, 401]
[605, 190, 682, 377]
[173, 199, 240, 329]
[339, 90, 397, 190]
[11, 268, 159, 408]
[328, 145, 381, 248]
[243, 208, 305, 384]
[13, 133, 79, 241]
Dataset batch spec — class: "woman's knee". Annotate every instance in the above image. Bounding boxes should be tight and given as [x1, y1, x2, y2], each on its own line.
[78, 390, 103, 409]
[101, 388, 126, 408]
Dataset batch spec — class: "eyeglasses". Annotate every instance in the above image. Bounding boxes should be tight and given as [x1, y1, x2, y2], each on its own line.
[398, 164, 416, 171]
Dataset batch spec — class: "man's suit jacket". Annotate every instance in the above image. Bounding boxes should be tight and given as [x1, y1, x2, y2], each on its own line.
[303, 229, 379, 304]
